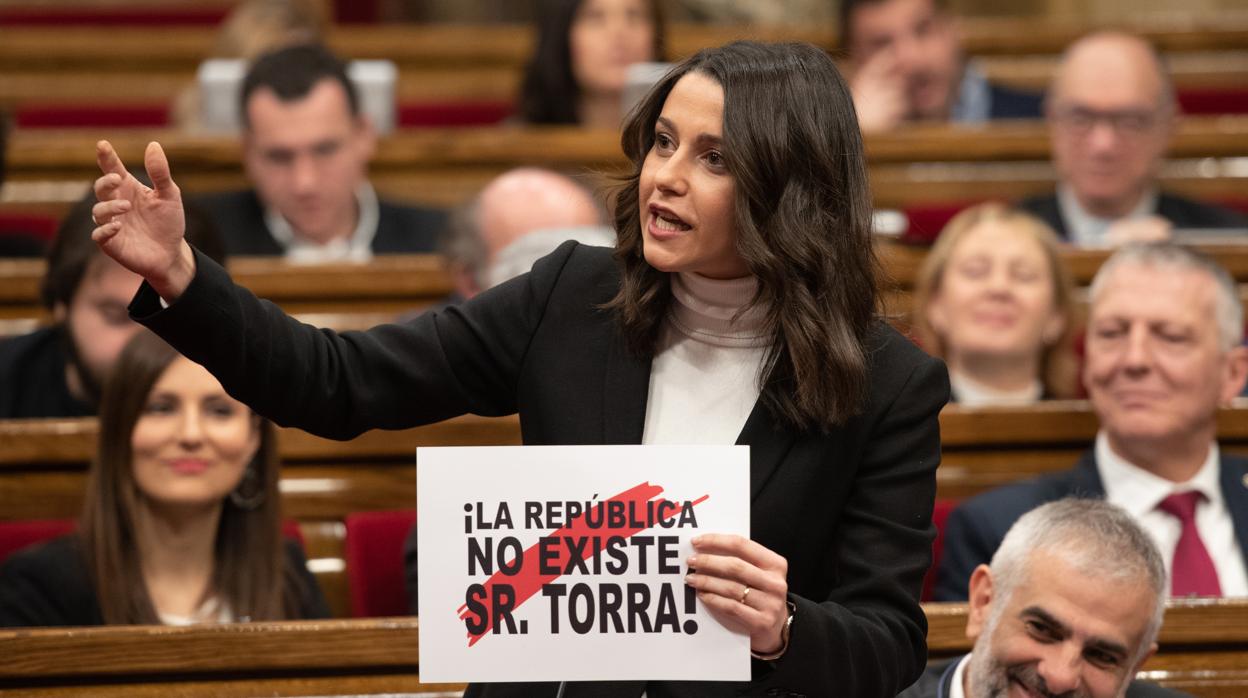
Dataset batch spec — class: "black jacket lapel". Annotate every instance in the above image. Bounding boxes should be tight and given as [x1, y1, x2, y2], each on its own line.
[736, 399, 797, 501]
[602, 336, 651, 445]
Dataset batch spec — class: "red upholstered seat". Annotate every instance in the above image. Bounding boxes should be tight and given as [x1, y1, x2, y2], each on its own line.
[921, 499, 957, 602]
[15, 103, 170, 129]
[344, 509, 417, 617]
[0, 519, 76, 563]
[1177, 88, 1248, 116]
[398, 101, 513, 127]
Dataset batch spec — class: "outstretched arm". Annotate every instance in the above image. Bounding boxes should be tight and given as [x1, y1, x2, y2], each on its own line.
[91, 140, 196, 301]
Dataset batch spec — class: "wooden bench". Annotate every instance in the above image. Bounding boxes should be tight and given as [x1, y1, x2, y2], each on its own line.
[2, 19, 1247, 105]
[0, 601, 1243, 696]
[4, 119, 1246, 212]
[0, 617, 464, 697]
[938, 400, 1248, 499]
[925, 598, 1248, 696]
[0, 254, 452, 320]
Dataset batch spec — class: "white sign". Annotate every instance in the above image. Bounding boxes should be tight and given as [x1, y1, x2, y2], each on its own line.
[416, 445, 751, 683]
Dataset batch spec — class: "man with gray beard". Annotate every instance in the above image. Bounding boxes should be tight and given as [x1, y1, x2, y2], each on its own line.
[901, 499, 1186, 698]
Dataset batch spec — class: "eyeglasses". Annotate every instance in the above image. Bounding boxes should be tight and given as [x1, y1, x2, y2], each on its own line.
[1051, 105, 1166, 138]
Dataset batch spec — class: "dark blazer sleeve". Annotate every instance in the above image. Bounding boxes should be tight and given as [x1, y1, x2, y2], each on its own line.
[132, 242, 582, 439]
[754, 337, 949, 697]
[0, 536, 102, 627]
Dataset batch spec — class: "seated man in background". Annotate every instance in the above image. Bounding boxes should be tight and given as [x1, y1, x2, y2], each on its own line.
[904, 499, 1179, 697]
[199, 43, 444, 261]
[841, 0, 1043, 133]
[0, 193, 225, 418]
[938, 242, 1248, 601]
[440, 167, 614, 301]
[1020, 31, 1248, 245]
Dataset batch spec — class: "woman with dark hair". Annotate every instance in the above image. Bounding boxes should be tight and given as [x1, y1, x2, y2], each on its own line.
[91, 40, 947, 696]
[0, 331, 328, 626]
[520, 0, 663, 127]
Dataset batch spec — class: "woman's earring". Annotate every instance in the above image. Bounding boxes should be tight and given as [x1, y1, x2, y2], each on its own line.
[229, 464, 265, 511]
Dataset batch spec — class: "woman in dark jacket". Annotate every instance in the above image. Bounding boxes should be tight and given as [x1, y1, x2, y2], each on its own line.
[89, 41, 947, 696]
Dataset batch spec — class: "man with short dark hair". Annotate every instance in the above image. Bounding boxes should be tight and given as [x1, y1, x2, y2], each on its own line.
[200, 43, 443, 260]
[938, 242, 1248, 602]
[840, 0, 1042, 133]
[0, 193, 225, 417]
[903, 499, 1181, 697]
[1019, 32, 1248, 244]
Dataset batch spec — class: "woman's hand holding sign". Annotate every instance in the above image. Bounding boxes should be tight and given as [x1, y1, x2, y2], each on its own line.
[92, 140, 196, 303]
[685, 534, 791, 658]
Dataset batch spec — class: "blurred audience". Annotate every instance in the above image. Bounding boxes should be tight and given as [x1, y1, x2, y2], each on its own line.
[441, 167, 613, 300]
[0, 331, 328, 626]
[196, 43, 444, 261]
[938, 242, 1248, 600]
[1020, 31, 1248, 245]
[841, 0, 1043, 133]
[0, 192, 225, 418]
[171, 0, 327, 131]
[914, 203, 1077, 405]
[519, 0, 664, 128]
[902, 499, 1177, 698]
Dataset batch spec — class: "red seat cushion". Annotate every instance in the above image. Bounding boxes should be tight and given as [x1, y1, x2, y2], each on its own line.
[0, 519, 76, 563]
[15, 103, 170, 129]
[344, 509, 417, 617]
[921, 499, 957, 602]
[397, 101, 513, 128]
[1177, 88, 1248, 116]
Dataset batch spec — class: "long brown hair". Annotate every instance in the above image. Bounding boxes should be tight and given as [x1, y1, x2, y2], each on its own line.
[80, 331, 302, 623]
[605, 41, 880, 430]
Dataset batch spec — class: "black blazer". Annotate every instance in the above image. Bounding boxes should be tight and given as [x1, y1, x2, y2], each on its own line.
[935, 450, 1248, 602]
[898, 657, 1191, 698]
[1018, 192, 1248, 241]
[132, 241, 949, 698]
[0, 535, 330, 627]
[195, 189, 445, 256]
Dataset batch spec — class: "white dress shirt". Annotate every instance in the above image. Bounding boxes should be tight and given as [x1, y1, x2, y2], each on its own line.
[264, 182, 380, 264]
[948, 371, 1042, 408]
[1056, 185, 1159, 247]
[1096, 432, 1248, 596]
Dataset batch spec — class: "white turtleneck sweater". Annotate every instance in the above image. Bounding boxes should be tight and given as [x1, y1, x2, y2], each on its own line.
[641, 272, 770, 445]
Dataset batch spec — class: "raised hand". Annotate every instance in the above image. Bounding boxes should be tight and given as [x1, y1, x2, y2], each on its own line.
[850, 50, 909, 134]
[92, 140, 196, 301]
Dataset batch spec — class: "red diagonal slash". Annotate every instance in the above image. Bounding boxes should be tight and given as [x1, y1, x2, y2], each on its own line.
[456, 481, 709, 647]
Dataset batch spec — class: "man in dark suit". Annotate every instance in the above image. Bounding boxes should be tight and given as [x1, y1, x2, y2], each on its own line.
[198, 44, 443, 260]
[1018, 32, 1248, 245]
[903, 499, 1181, 698]
[938, 242, 1248, 602]
[840, 0, 1044, 134]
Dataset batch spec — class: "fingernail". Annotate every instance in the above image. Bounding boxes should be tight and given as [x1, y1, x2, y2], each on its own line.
[687, 554, 697, 566]
[684, 573, 697, 585]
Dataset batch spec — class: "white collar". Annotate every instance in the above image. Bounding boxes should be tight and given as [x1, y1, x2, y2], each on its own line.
[264, 182, 380, 263]
[1057, 184, 1159, 247]
[948, 653, 970, 698]
[668, 272, 769, 349]
[948, 371, 1043, 407]
[157, 596, 233, 626]
[1096, 431, 1222, 519]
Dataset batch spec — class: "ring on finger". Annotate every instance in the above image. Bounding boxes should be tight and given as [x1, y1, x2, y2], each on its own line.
[739, 586, 751, 604]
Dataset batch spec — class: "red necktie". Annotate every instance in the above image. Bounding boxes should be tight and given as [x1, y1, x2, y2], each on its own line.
[1156, 491, 1222, 597]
